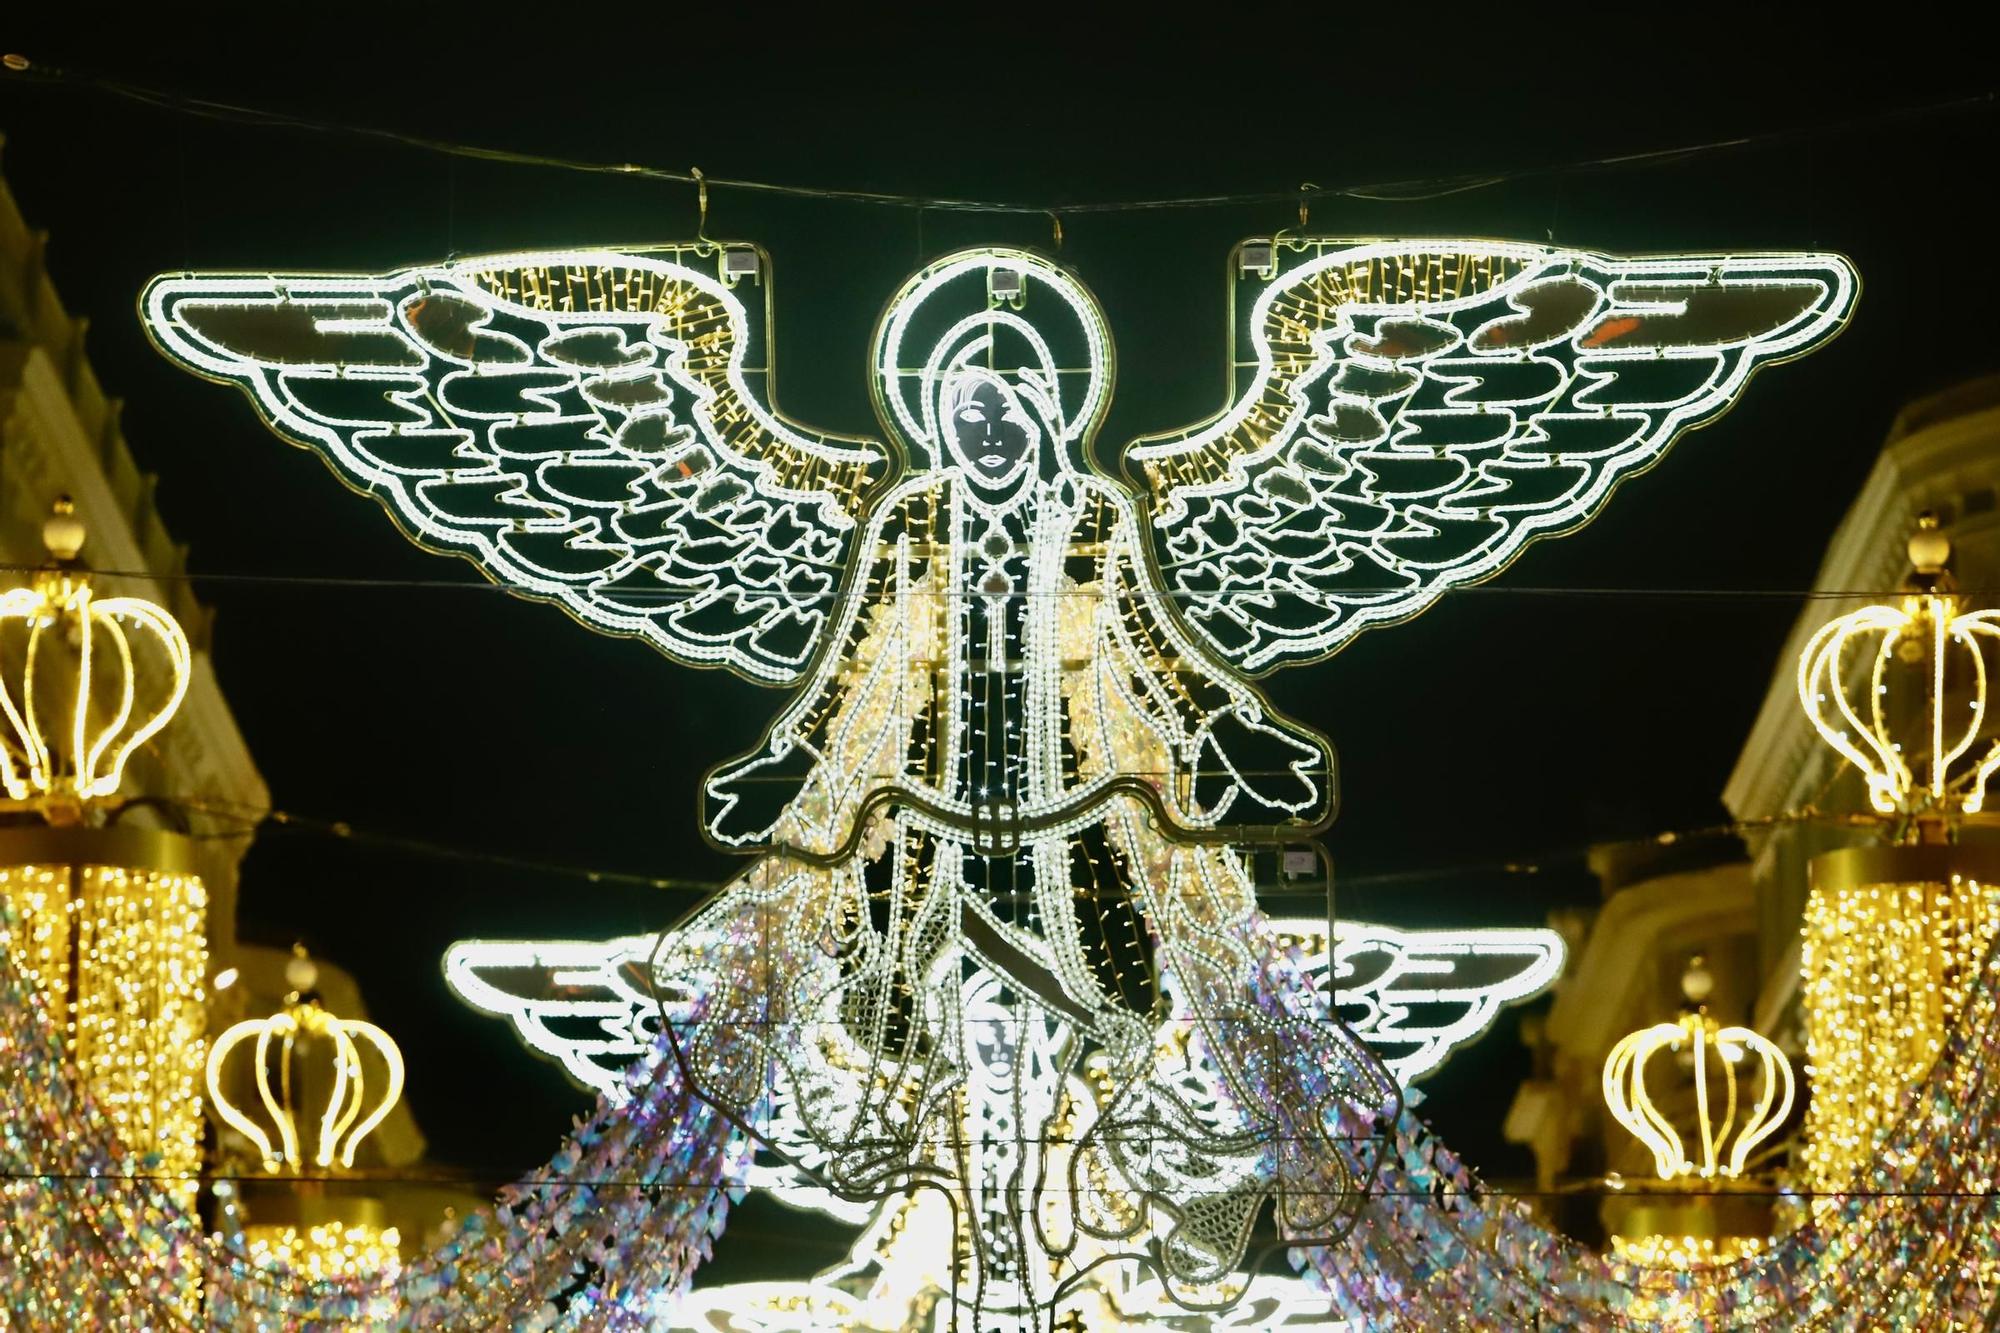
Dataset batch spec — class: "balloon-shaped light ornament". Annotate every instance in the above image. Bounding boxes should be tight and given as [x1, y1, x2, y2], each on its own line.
[207, 950, 407, 1175]
[1603, 958, 1796, 1184]
[0, 498, 192, 823]
[1797, 516, 2000, 822]
[1600, 958, 1795, 1271]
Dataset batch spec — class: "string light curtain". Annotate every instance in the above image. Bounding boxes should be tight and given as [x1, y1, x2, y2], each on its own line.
[5, 906, 2000, 1327]
[1793, 523, 2000, 1198]
[0, 832, 207, 1208]
[1800, 856, 2000, 1196]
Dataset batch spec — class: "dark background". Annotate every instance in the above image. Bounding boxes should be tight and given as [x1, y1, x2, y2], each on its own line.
[2, 9, 1996, 1280]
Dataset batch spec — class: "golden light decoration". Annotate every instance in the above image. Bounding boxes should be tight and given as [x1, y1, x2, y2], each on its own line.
[1602, 960, 1796, 1184]
[1608, 1234, 1766, 1267]
[1796, 514, 2000, 819]
[1793, 517, 2000, 1195]
[0, 503, 206, 1215]
[243, 1221, 402, 1281]
[1598, 958, 1791, 1272]
[0, 499, 192, 820]
[0, 836, 208, 1200]
[207, 954, 406, 1175]
[1799, 863, 2000, 1194]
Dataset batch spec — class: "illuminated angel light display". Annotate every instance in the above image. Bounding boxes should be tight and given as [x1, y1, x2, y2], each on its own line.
[143, 237, 1854, 1321]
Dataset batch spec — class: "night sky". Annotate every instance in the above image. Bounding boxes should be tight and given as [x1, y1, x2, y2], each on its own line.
[3, 15, 1997, 1282]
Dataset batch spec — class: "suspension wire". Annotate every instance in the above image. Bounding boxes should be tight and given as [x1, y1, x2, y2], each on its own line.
[0, 562, 1981, 603]
[159, 794, 1849, 902]
[1, 53, 1991, 216]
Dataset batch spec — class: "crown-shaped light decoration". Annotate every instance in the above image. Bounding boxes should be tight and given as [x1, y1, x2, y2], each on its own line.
[0, 499, 192, 818]
[1602, 958, 1796, 1182]
[1797, 515, 2000, 820]
[207, 950, 406, 1174]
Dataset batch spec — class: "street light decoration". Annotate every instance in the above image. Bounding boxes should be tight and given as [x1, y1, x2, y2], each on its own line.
[206, 958, 407, 1175]
[1793, 518, 2000, 1196]
[1599, 959, 1793, 1273]
[1602, 973, 1795, 1183]
[0, 500, 207, 1323]
[1797, 517, 2000, 818]
[0, 499, 192, 818]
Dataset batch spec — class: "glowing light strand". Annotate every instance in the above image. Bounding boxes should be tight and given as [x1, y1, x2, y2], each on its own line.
[142, 238, 1852, 1322]
[1133, 240, 1858, 673]
[8, 910, 2000, 1326]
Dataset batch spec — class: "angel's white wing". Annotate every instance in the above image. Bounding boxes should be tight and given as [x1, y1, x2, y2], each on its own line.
[144, 247, 889, 684]
[1130, 239, 1857, 673]
[443, 934, 874, 1224]
[443, 935, 687, 1094]
[1264, 918, 1565, 1085]
[449, 920, 1561, 1101]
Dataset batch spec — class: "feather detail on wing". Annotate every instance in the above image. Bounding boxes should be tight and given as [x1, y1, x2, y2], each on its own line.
[447, 919, 1562, 1106]
[1266, 917, 1566, 1085]
[1130, 240, 1857, 673]
[442, 934, 877, 1226]
[143, 248, 889, 683]
[442, 936, 689, 1096]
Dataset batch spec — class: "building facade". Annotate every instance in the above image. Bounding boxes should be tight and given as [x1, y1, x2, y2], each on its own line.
[0, 145, 434, 1214]
[1506, 372, 2000, 1238]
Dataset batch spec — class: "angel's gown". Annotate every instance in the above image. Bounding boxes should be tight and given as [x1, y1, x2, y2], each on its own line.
[665, 456, 1397, 1314]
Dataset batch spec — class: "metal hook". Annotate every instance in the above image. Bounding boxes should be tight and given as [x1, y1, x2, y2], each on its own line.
[691, 166, 712, 250]
[1299, 181, 1320, 231]
[1048, 210, 1064, 253]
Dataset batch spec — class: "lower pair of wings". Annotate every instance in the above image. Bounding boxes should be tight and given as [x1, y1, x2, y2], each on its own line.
[141, 240, 1856, 683]
[441, 918, 1565, 1097]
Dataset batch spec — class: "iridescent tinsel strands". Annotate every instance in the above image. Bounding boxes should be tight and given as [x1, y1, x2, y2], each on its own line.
[11, 896, 2000, 1325]
[1291, 940, 2000, 1328]
[0, 898, 744, 1329]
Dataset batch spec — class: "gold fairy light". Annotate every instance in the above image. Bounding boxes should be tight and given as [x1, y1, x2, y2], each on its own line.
[1599, 957, 1789, 1270]
[207, 951, 406, 1176]
[243, 1221, 402, 1281]
[1800, 872, 1999, 1194]
[0, 858, 208, 1198]
[0, 499, 192, 822]
[1794, 518, 2000, 1196]
[210, 950, 407, 1292]
[0, 502, 207, 1213]
[1607, 1233, 1765, 1267]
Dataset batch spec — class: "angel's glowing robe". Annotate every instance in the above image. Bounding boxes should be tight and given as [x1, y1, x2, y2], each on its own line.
[674, 466, 1387, 1297]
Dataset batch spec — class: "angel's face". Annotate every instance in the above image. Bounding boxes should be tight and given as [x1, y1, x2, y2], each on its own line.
[946, 376, 1037, 492]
